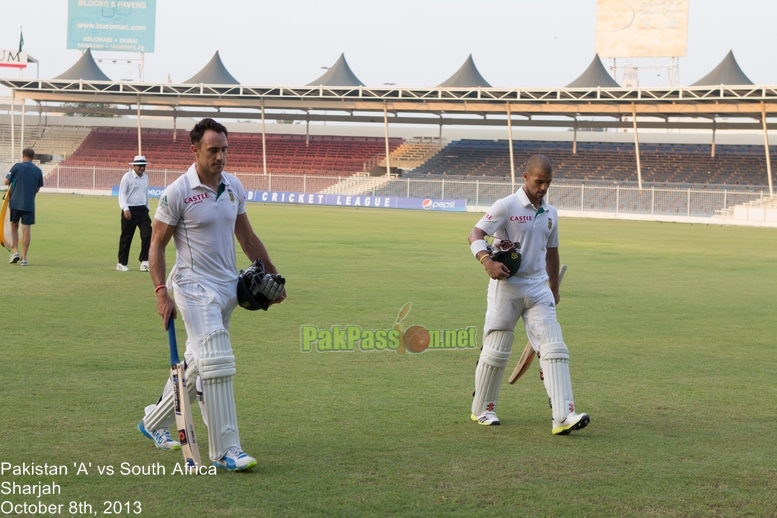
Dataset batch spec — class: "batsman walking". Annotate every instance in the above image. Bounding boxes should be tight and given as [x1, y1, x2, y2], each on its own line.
[138, 118, 286, 471]
[468, 154, 589, 434]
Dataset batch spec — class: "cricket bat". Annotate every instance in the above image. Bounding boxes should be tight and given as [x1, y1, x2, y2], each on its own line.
[507, 264, 567, 384]
[168, 318, 201, 470]
[0, 185, 12, 251]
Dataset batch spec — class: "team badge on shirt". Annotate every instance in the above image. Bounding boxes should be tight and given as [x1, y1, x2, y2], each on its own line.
[548, 218, 553, 230]
[228, 188, 235, 202]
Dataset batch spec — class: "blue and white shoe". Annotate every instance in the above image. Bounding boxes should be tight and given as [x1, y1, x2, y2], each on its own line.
[471, 411, 500, 426]
[212, 447, 257, 471]
[138, 421, 181, 450]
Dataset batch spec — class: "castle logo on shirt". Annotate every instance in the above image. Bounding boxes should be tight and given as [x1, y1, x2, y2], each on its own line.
[184, 193, 210, 205]
[509, 215, 532, 223]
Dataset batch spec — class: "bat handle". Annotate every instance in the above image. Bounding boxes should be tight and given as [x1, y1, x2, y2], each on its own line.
[558, 264, 568, 285]
[168, 318, 180, 366]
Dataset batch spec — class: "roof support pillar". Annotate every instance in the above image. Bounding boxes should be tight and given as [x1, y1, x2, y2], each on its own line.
[383, 103, 391, 178]
[305, 112, 310, 147]
[10, 89, 15, 161]
[762, 103, 774, 197]
[507, 103, 515, 192]
[136, 95, 142, 155]
[21, 98, 26, 156]
[261, 101, 267, 176]
[711, 122, 716, 158]
[573, 117, 578, 155]
[632, 104, 643, 190]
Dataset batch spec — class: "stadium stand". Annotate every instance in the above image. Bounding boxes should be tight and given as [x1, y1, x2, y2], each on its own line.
[5, 121, 772, 190]
[61, 127, 404, 175]
[380, 137, 446, 171]
[0, 123, 92, 176]
[407, 139, 776, 187]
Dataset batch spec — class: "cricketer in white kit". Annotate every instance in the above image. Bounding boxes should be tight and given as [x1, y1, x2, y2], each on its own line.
[138, 118, 286, 471]
[468, 154, 589, 435]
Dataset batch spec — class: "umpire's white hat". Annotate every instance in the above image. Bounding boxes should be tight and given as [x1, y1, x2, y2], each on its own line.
[129, 155, 149, 165]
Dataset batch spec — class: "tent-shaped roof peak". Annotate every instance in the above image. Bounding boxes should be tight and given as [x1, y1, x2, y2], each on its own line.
[184, 51, 240, 85]
[307, 54, 364, 87]
[566, 54, 619, 88]
[691, 50, 753, 86]
[439, 54, 491, 88]
[54, 48, 111, 81]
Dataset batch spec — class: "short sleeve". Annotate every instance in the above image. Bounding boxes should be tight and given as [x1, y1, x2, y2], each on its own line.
[231, 175, 246, 215]
[475, 199, 508, 236]
[547, 209, 559, 248]
[154, 182, 183, 226]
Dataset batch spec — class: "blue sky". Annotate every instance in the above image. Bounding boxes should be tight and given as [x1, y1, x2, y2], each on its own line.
[0, 0, 775, 87]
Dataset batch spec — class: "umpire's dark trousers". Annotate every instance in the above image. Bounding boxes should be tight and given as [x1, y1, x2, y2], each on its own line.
[118, 206, 152, 265]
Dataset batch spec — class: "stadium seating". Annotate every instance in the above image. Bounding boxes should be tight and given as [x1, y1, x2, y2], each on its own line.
[61, 127, 404, 175]
[0, 123, 91, 161]
[13, 123, 773, 189]
[407, 139, 775, 187]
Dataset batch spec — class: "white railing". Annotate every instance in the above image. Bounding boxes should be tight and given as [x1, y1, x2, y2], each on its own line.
[369, 177, 768, 218]
[42, 165, 769, 220]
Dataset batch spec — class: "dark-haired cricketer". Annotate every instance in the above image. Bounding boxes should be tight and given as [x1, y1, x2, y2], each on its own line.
[138, 118, 285, 471]
[467, 154, 589, 435]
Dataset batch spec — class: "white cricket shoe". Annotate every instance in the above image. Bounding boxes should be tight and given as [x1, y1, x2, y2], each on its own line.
[9, 252, 20, 264]
[552, 412, 590, 435]
[19, 259, 27, 266]
[137, 421, 181, 450]
[471, 411, 500, 426]
[116, 263, 129, 271]
[140, 261, 150, 272]
[212, 447, 257, 471]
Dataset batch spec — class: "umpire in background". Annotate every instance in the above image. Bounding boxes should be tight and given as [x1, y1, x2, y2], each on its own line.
[117, 155, 151, 272]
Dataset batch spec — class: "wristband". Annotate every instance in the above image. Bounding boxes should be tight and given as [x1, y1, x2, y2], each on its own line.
[479, 254, 490, 264]
[155, 284, 167, 293]
[470, 239, 488, 258]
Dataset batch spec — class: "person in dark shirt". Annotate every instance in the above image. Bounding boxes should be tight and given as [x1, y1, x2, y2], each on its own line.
[4, 148, 44, 266]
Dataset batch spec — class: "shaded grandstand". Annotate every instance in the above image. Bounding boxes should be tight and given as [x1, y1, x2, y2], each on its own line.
[406, 139, 775, 188]
[4, 120, 774, 190]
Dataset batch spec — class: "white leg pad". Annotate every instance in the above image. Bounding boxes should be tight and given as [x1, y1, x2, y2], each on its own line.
[539, 323, 575, 422]
[196, 376, 207, 428]
[472, 330, 514, 416]
[143, 361, 198, 431]
[199, 329, 240, 461]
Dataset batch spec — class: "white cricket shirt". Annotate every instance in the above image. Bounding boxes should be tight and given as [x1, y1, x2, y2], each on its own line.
[118, 170, 149, 211]
[475, 187, 559, 282]
[154, 164, 246, 285]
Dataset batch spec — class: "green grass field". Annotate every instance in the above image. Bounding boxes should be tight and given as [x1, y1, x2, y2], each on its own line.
[1, 194, 776, 517]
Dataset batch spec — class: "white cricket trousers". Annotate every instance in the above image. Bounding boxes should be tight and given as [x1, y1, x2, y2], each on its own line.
[170, 271, 239, 366]
[483, 276, 557, 352]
